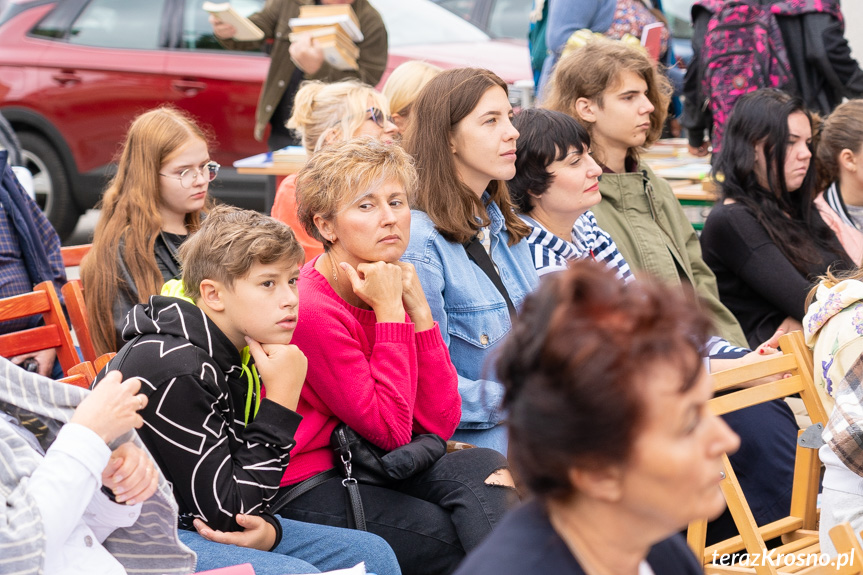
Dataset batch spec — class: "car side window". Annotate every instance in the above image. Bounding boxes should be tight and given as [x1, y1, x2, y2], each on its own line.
[488, 0, 530, 39]
[182, 0, 266, 50]
[66, 0, 167, 49]
[436, 0, 477, 24]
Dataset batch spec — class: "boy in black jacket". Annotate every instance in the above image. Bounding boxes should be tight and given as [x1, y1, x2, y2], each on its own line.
[94, 206, 399, 575]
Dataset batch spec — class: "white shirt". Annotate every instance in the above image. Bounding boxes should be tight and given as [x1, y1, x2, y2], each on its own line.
[4, 417, 142, 575]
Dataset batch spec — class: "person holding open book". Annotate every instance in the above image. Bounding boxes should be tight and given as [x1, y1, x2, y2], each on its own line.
[210, 0, 387, 151]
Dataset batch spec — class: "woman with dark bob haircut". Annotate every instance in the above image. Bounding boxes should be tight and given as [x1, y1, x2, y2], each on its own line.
[454, 260, 740, 575]
[509, 108, 630, 281]
[701, 89, 854, 348]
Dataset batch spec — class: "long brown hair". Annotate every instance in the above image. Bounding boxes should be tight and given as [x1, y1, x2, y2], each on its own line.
[543, 39, 671, 166]
[403, 67, 530, 246]
[81, 106, 210, 354]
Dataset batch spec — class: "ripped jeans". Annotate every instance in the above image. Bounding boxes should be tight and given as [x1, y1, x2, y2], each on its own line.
[277, 447, 517, 575]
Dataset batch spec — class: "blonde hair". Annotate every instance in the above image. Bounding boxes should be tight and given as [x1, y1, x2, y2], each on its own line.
[295, 137, 417, 249]
[382, 61, 443, 116]
[288, 80, 390, 155]
[543, 39, 672, 164]
[817, 99, 863, 188]
[179, 205, 304, 301]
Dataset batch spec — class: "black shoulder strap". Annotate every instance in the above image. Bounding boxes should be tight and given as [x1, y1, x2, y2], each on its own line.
[463, 236, 517, 323]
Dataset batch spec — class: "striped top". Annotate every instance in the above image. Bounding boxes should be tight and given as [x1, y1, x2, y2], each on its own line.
[0, 358, 195, 574]
[520, 212, 746, 360]
[521, 211, 634, 282]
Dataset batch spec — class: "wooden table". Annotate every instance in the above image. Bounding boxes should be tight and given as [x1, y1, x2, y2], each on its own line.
[234, 151, 307, 213]
[643, 139, 717, 230]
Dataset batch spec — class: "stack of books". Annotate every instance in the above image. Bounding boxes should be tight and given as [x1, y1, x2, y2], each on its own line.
[288, 4, 362, 71]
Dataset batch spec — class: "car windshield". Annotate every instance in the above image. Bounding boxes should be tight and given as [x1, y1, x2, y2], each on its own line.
[369, 0, 489, 45]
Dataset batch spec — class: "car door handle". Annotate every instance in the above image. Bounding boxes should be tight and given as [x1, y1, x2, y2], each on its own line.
[52, 72, 81, 86]
[171, 79, 207, 96]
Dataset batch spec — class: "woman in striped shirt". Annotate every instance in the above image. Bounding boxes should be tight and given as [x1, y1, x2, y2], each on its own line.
[509, 107, 632, 282]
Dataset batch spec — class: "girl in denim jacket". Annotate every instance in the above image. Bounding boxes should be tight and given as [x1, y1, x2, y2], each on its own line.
[402, 68, 540, 454]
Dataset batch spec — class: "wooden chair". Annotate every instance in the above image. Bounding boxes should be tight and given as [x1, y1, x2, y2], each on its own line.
[0, 281, 79, 375]
[60, 243, 92, 268]
[95, 352, 115, 373]
[58, 360, 96, 389]
[61, 279, 97, 363]
[689, 330, 830, 575]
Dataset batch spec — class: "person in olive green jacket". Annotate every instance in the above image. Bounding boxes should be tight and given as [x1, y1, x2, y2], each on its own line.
[543, 38, 747, 348]
[211, 0, 388, 150]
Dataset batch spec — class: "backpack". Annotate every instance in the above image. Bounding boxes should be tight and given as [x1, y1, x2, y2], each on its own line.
[694, 0, 843, 151]
[694, 0, 792, 152]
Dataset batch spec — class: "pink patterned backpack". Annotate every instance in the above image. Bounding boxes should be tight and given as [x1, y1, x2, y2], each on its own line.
[694, 0, 842, 152]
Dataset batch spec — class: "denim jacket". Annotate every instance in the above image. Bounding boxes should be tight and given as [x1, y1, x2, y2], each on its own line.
[403, 199, 539, 452]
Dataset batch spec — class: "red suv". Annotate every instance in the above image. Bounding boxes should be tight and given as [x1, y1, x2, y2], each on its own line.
[0, 0, 532, 239]
[0, 0, 271, 238]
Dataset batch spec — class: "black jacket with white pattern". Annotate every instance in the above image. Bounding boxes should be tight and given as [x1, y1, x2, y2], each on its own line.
[95, 295, 302, 537]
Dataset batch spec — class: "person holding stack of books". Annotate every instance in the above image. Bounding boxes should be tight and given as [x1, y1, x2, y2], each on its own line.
[209, 0, 388, 151]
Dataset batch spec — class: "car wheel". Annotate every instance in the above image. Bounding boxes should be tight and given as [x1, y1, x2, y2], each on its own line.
[18, 131, 81, 240]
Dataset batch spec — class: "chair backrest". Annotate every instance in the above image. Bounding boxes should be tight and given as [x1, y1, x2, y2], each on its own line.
[94, 352, 115, 373]
[58, 360, 97, 389]
[60, 243, 92, 268]
[61, 279, 96, 363]
[687, 330, 828, 574]
[0, 281, 78, 375]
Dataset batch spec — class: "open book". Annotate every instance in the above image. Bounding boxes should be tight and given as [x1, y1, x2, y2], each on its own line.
[203, 2, 265, 42]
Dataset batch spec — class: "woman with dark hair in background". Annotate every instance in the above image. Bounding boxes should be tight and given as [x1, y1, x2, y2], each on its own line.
[701, 89, 854, 349]
[454, 260, 738, 575]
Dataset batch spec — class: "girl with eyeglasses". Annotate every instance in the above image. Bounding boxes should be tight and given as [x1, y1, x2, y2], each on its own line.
[82, 106, 215, 354]
[270, 80, 397, 260]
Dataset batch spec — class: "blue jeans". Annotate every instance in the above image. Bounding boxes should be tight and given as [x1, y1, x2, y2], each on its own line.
[179, 516, 401, 575]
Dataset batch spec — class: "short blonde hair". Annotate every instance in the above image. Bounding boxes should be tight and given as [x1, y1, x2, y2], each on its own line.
[543, 39, 672, 161]
[179, 205, 305, 300]
[295, 137, 417, 249]
[288, 80, 390, 155]
[382, 61, 443, 116]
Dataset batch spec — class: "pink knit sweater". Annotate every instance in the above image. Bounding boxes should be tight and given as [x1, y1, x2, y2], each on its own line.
[281, 258, 461, 485]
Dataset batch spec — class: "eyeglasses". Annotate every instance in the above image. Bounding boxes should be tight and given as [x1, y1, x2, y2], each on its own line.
[366, 107, 394, 129]
[160, 161, 220, 189]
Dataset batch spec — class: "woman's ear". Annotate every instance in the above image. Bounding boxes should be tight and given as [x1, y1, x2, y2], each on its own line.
[313, 213, 336, 244]
[839, 148, 858, 173]
[198, 279, 225, 312]
[323, 127, 341, 148]
[575, 98, 597, 124]
[567, 464, 624, 503]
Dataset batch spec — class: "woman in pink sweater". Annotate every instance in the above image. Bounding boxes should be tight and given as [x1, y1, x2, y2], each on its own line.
[275, 138, 517, 575]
